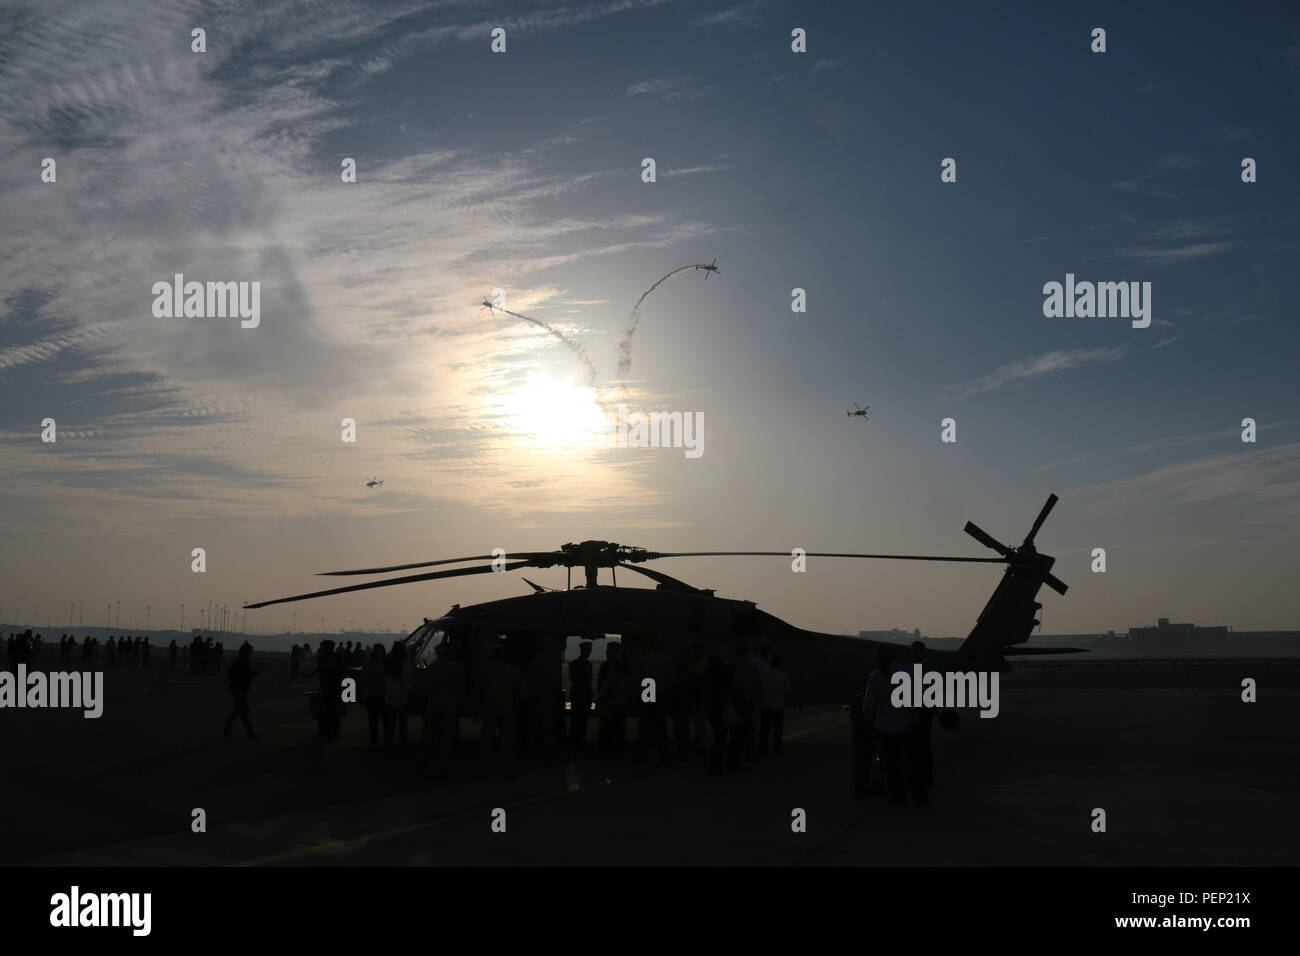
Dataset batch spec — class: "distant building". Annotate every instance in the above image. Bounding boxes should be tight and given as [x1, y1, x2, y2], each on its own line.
[1129, 617, 1229, 653]
[858, 627, 922, 643]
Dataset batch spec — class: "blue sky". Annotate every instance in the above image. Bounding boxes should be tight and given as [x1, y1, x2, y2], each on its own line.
[1, 0, 1298, 638]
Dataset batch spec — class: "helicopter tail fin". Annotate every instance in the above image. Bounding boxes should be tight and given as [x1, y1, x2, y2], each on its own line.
[952, 496, 1067, 671]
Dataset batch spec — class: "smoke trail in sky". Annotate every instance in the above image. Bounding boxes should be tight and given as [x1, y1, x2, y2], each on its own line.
[617, 263, 715, 382]
[496, 306, 606, 404]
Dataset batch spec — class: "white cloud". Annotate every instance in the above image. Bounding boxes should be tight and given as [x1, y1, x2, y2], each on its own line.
[952, 346, 1128, 399]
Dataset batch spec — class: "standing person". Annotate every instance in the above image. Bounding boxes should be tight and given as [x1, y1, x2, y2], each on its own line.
[478, 644, 526, 780]
[634, 635, 671, 764]
[525, 638, 562, 758]
[910, 640, 937, 790]
[702, 655, 730, 775]
[223, 644, 262, 740]
[760, 655, 792, 755]
[168, 639, 178, 670]
[360, 644, 387, 749]
[307, 641, 345, 741]
[690, 643, 708, 754]
[419, 643, 466, 776]
[290, 644, 300, 676]
[670, 648, 694, 761]
[727, 643, 762, 769]
[851, 665, 875, 799]
[863, 644, 925, 806]
[567, 640, 595, 751]
[595, 642, 628, 763]
[382, 641, 413, 754]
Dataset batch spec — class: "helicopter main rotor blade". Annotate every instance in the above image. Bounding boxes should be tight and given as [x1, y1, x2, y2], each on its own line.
[317, 553, 553, 576]
[1044, 572, 1068, 596]
[616, 562, 710, 593]
[1024, 493, 1059, 547]
[962, 522, 1013, 558]
[246, 561, 530, 609]
[645, 551, 1005, 563]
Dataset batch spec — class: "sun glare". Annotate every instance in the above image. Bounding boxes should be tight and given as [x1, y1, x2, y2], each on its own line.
[501, 374, 608, 449]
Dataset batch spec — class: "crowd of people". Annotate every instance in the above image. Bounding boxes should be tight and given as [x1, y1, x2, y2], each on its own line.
[5, 630, 158, 668]
[10, 625, 936, 799]
[1, 630, 251, 678]
[246, 634, 797, 784]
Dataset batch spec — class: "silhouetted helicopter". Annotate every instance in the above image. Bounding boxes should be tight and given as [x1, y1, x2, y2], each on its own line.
[479, 298, 497, 315]
[246, 496, 1075, 712]
[848, 403, 869, 419]
[365, 476, 384, 488]
[695, 258, 720, 278]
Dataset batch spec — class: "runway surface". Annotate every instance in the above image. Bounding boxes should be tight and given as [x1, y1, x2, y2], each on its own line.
[3, 658, 1295, 866]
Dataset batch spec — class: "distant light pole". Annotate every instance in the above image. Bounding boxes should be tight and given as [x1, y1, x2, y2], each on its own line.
[180, 603, 185, 633]
[146, 605, 151, 630]
[79, 603, 84, 628]
[68, 603, 74, 628]
[106, 603, 111, 627]
[115, 600, 120, 629]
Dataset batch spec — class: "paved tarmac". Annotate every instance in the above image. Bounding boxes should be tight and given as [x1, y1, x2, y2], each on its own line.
[4, 658, 1296, 865]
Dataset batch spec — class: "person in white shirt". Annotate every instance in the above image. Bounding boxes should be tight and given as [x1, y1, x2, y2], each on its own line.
[862, 644, 920, 805]
[382, 641, 414, 753]
[759, 655, 791, 755]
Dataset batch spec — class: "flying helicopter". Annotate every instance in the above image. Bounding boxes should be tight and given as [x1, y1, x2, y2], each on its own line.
[848, 403, 869, 419]
[695, 258, 720, 278]
[365, 476, 384, 488]
[245, 495, 1076, 715]
[479, 298, 497, 315]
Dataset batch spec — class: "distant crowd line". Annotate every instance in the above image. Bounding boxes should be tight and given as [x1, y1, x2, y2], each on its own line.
[3, 629, 234, 675]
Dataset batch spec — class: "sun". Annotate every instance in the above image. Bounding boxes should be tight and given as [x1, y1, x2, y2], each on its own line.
[501, 373, 608, 449]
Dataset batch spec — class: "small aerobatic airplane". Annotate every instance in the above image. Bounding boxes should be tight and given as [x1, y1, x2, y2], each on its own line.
[696, 258, 720, 279]
[365, 476, 384, 488]
[847, 403, 869, 419]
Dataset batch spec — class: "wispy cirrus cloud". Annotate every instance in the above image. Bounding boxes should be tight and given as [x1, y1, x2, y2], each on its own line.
[662, 163, 733, 177]
[0, 0, 703, 528]
[1105, 241, 1238, 266]
[951, 346, 1128, 399]
[694, 0, 771, 27]
[1070, 442, 1300, 532]
[627, 77, 687, 95]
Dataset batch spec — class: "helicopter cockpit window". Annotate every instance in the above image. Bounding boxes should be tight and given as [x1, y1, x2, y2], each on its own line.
[407, 627, 446, 668]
